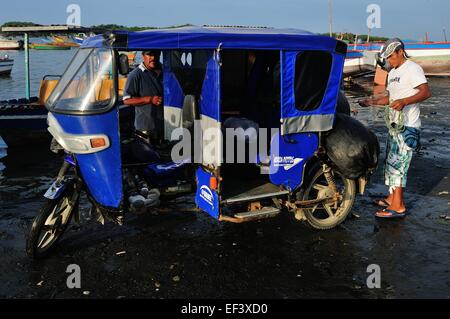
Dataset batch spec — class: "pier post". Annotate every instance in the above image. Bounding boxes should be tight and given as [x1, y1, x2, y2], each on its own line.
[24, 33, 30, 101]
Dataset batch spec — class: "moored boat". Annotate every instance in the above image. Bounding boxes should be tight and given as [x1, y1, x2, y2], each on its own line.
[0, 55, 14, 76]
[51, 35, 80, 47]
[351, 41, 450, 76]
[344, 50, 377, 77]
[404, 42, 450, 76]
[0, 37, 23, 50]
[30, 43, 71, 50]
[0, 74, 129, 147]
[73, 35, 85, 45]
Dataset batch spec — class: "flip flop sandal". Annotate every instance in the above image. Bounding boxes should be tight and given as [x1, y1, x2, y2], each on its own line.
[375, 208, 408, 219]
[372, 198, 390, 207]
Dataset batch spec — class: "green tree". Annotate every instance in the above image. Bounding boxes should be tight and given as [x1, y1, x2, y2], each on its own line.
[1, 21, 40, 28]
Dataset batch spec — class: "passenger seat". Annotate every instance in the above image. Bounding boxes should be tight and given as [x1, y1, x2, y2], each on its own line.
[37, 79, 59, 105]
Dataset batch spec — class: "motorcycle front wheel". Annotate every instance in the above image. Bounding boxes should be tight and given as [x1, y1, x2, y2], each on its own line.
[26, 182, 79, 259]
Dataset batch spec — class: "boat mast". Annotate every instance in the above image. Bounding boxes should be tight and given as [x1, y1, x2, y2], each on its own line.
[328, 0, 333, 37]
[24, 33, 30, 100]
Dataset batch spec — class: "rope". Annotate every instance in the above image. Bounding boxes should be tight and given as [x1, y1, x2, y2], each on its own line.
[383, 105, 404, 194]
[384, 105, 404, 136]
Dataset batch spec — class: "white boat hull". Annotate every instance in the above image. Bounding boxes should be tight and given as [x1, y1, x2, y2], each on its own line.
[0, 60, 14, 75]
[358, 44, 450, 76]
[344, 51, 377, 77]
[0, 40, 21, 50]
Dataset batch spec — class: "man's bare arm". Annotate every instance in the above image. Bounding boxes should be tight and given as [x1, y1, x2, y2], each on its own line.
[360, 83, 431, 109]
[359, 94, 390, 107]
[123, 96, 163, 106]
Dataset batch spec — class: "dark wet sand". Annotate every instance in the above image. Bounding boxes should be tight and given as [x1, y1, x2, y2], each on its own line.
[0, 77, 449, 299]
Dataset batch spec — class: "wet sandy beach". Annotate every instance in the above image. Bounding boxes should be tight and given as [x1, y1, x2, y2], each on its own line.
[0, 77, 449, 299]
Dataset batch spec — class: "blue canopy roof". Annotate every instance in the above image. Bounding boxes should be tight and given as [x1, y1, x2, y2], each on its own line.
[81, 25, 345, 52]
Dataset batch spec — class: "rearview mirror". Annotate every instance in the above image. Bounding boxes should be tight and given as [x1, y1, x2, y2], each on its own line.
[118, 53, 129, 75]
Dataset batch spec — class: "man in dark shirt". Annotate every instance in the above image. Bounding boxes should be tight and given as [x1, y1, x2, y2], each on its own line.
[122, 51, 164, 208]
[123, 50, 164, 143]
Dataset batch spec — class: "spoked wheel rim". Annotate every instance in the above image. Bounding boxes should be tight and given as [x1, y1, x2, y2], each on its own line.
[302, 168, 355, 228]
[36, 196, 73, 253]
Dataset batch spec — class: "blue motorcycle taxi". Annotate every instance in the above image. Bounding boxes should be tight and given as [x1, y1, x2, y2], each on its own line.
[26, 26, 379, 258]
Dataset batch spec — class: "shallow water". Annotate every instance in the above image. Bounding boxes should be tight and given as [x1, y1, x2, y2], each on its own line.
[0, 48, 76, 176]
[0, 48, 76, 101]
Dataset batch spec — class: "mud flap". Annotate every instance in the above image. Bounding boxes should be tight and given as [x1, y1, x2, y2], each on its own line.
[195, 167, 219, 219]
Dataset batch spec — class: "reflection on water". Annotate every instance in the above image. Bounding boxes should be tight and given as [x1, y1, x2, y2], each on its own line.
[0, 47, 76, 177]
[0, 48, 76, 101]
[0, 136, 6, 177]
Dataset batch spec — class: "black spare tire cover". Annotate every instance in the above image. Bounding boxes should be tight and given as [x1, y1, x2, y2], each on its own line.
[324, 113, 380, 179]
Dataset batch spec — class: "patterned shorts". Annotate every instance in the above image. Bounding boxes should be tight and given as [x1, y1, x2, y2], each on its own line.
[384, 131, 414, 189]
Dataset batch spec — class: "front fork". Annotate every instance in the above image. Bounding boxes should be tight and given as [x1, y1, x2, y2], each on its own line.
[44, 160, 73, 200]
[44, 156, 82, 221]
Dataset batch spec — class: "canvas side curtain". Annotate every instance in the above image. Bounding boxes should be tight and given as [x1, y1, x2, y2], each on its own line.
[280, 50, 345, 135]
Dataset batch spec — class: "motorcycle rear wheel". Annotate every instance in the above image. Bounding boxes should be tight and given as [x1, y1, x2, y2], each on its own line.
[297, 163, 356, 230]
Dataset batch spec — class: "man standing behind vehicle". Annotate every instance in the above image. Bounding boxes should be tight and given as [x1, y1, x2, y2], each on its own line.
[359, 38, 431, 219]
[123, 50, 164, 144]
[122, 50, 164, 208]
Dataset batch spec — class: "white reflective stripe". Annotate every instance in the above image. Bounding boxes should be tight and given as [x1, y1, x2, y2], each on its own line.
[201, 115, 222, 166]
[123, 95, 131, 100]
[164, 105, 182, 140]
[0, 115, 48, 120]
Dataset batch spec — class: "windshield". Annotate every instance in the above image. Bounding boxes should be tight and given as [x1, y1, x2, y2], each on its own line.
[47, 48, 115, 113]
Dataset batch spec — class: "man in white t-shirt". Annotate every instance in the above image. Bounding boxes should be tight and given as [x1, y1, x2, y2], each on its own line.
[359, 38, 432, 219]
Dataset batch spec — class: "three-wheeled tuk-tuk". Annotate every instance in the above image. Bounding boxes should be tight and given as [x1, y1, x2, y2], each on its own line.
[26, 26, 379, 258]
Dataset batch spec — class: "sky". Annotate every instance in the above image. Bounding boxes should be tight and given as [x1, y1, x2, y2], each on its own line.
[1, 0, 449, 41]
